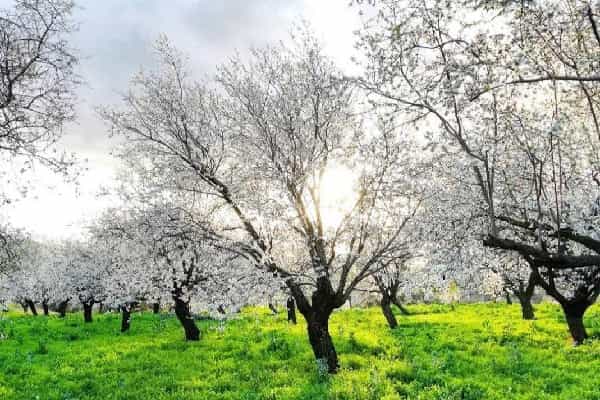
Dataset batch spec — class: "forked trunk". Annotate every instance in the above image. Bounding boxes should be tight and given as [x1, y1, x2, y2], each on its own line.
[392, 298, 410, 315]
[152, 302, 160, 314]
[560, 301, 590, 345]
[504, 290, 512, 305]
[42, 301, 49, 316]
[26, 300, 38, 316]
[57, 300, 69, 317]
[121, 305, 132, 332]
[286, 297, 297, 324]
[174, 298, 200, 341]
[381, 296, 398, 329]
[305, 312, 339, 373]
[83, 302, 93, 323]
[517, 294, 535, 320]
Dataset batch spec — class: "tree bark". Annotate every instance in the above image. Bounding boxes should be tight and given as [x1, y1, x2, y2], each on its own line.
[305, 311, 339, 373]
[517, 294, 535, 320]
[286, 296, 297, 324]
[381, 296, 398, 329]
[152, 302, 160, 314]
[392, 297, 410, 315]
[174, 298, 200, 341]
[83, 302, 93, 323]
[268, 302, 278, 314]
[504, 289, 512, 305]
[121, 305, 132, 332]
[20, 302, 28, 313]
[560, 301, 590, 345]
[26, 300, 38, 316]
[57, 299, 69, 317]
[42, 301, 49, 316]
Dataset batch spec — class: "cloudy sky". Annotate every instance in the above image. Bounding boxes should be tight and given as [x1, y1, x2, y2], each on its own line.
[1, 0, 364, 240]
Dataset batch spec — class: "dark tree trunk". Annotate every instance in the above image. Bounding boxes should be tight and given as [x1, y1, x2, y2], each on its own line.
[286, 297, 297, 324]
[174, 298, 200, 341]
[217, 305, 226, 314]
[381, 297, 398, 329]
[517, 294, 535, 320]
[268, 303, 278, 314]
[121, 305, 132, 332]
[98, 303, 104, 313]
[83, 302, 93, 323]
[504, 290, 512, 305]
[306, 312, 338, 373]
[42, 301, 49, 316]
[57, 300, 69, 317]
[560, 301, 590, 345]
[26, 300, 38, 316]
[20, 302, 28, 313]
[152, 302, 160, 314]
[392, 297, 410, 315]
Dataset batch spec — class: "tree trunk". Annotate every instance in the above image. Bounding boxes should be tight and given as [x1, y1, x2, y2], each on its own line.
[42, 301, 49, 316]
[57, 300, 69, 317]
[174, 298, 200, 341]
[26, 300, 38, 316]
[560, 301, 590, 345]
[306, 312, 339, 373]
[517, 294, 535, 320]
[83, 302, 93, 323]
[98, 302, 104, 313]
[121, 305, 132, 332]
[268, 302, 278, 314]
[152, 302, 160, 314]
[286, 297, 297, 324]
[392, 297, 410, 315]
[381, 297, 398, 329]
[20, 302, 28, 313]
[504, 290, 512, 305]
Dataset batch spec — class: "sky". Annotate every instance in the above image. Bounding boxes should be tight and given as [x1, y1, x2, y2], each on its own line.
[0, 0, 365, 240]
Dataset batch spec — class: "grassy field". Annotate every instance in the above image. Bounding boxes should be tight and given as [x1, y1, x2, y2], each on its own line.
[0, 303, 599, 400]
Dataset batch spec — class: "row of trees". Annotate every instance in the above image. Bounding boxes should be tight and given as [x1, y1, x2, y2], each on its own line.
[2, 0, 600, 374]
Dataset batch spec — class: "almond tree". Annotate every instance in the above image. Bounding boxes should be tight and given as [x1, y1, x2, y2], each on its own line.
[356, 0, 600, 343]
[101, 32, 418, 372]
[0, 0, 79, 179]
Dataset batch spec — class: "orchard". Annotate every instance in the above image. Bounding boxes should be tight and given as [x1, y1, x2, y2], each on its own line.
[1, 1, 600, 399]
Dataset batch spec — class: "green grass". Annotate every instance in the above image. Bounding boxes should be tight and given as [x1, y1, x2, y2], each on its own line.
[0, 303, 599, 399]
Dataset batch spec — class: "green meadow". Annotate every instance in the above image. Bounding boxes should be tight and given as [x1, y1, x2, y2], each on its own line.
[0, 303, 599, 400]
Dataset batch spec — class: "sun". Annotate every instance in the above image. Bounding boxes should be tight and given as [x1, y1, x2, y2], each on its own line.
[318, 164, 359, 229]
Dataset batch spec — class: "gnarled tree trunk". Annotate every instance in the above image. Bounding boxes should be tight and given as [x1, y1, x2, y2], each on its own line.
[560, 300, 590, 345]
[174, 298, 200, 341]
[121, 304, 132, 332]
[381, 296, 398, 328]
[268, 303, 278, 314]
[57, 299, 69, 317]
[26, 300, 38, 316]
[286, 296, 297, 324]
[392, 297, 410, 315]
[42, 301, 49, 316]
[305, 311, 338, 373]
[83, 302, 93, 323]
[517, 294, 535, 320]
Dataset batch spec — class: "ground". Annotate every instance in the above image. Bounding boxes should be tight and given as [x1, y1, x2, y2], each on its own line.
[0, 303, 599, 400]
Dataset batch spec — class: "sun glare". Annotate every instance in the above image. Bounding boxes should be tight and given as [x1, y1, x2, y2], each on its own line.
[318, 165, 359, 229]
